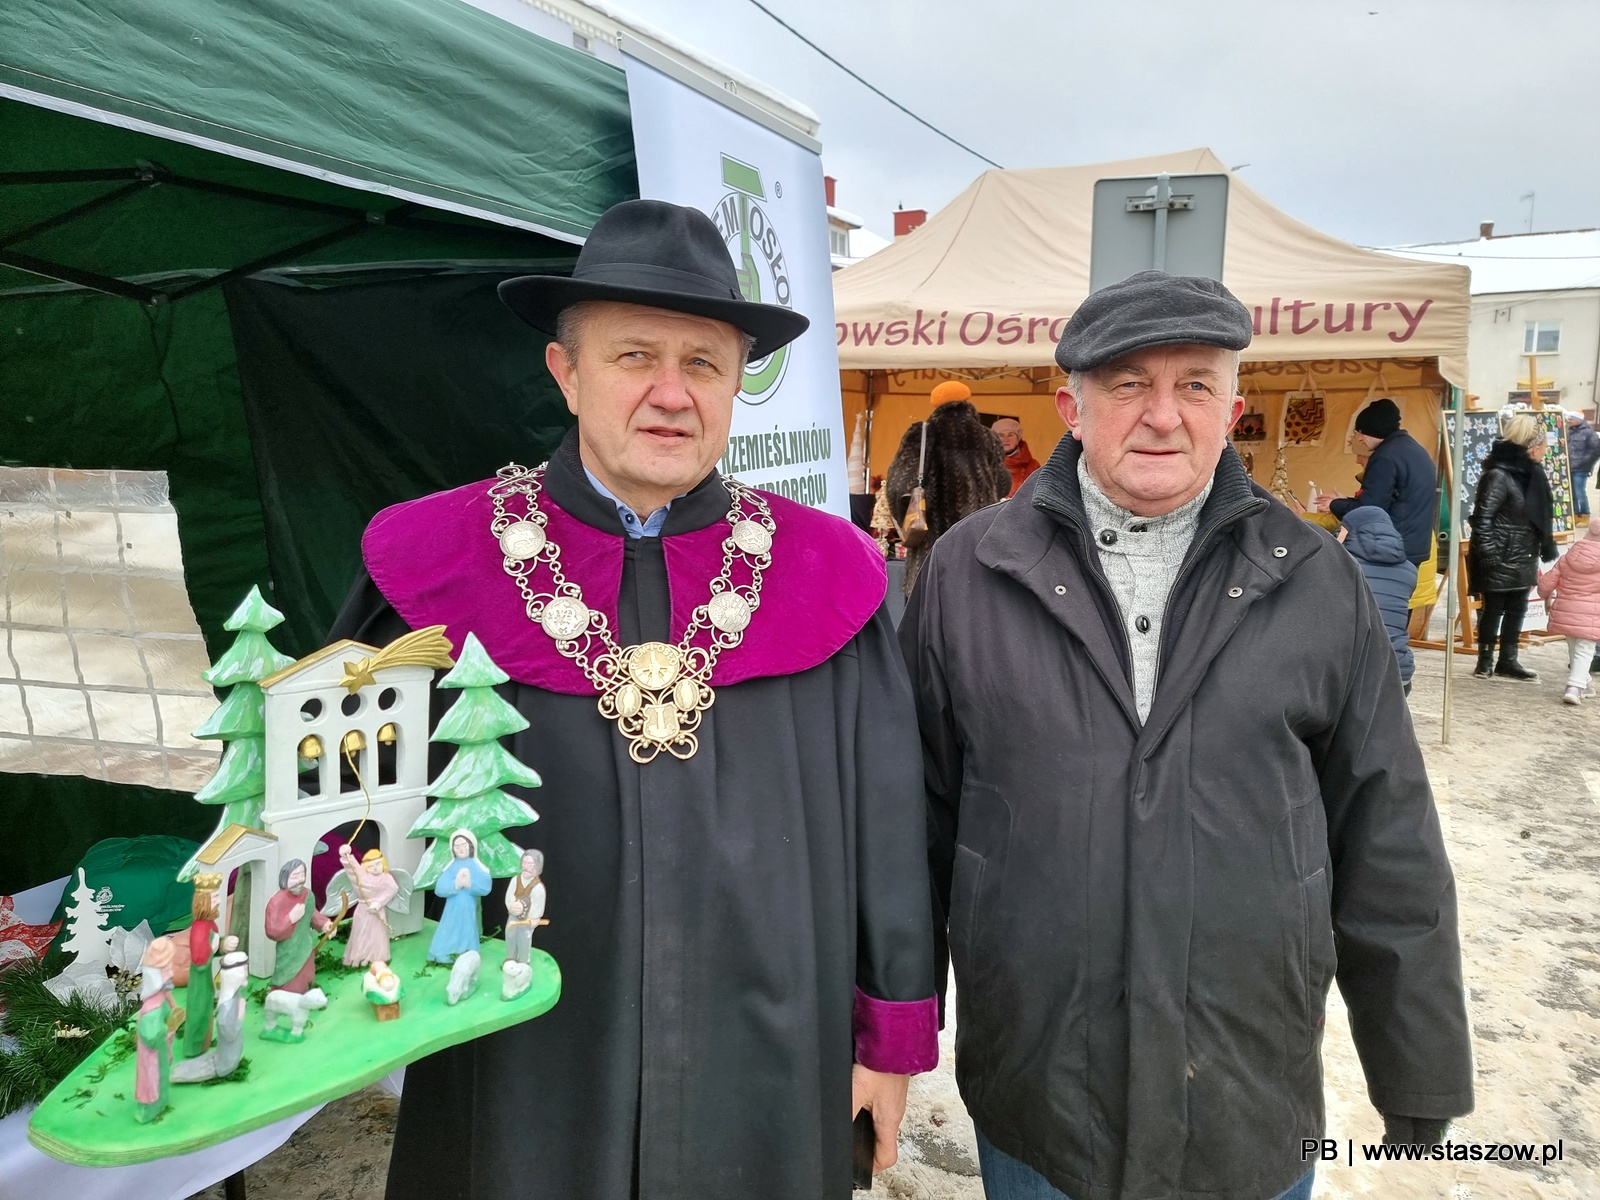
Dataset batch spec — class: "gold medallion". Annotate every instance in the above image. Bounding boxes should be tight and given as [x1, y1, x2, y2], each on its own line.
[491, 465, 774, 763]
[628, 642, 682, 689]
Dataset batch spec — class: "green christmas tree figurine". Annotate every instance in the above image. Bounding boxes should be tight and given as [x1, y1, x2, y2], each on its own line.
[408, 634, 542, 889]
[181, 586, 295, 879]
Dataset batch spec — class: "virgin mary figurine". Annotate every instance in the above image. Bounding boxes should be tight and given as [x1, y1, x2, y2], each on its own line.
[428, 830, 492, 963]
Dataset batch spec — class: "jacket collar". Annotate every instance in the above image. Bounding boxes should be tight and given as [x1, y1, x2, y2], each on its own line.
[1030, 433, 1264, 541]
[978, 436, 1322, 737]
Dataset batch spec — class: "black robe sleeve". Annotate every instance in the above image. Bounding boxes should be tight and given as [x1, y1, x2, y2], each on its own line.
[896, 549, 963, 1024]
[850, 603, 940, 1029]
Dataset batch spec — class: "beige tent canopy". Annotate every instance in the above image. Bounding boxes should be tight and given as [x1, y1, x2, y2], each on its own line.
[834, 149, 1469, 498]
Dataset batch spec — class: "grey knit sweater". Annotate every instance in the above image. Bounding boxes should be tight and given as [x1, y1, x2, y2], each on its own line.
[1078, 460, 1211, 722]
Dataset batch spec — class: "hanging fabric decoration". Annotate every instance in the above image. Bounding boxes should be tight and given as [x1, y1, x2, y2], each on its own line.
[1280, 372, 1326, 448]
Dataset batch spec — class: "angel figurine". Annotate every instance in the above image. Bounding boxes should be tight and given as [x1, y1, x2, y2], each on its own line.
[427, 829, 491, 964]
[324, 846, 412, 967]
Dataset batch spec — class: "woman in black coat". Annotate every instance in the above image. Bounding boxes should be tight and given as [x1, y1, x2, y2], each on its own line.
[1467, 413, 1558, 679]
[887, 383, 1011, 594]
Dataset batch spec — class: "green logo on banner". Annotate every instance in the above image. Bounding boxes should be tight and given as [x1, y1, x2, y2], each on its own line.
[712, 154, 791, 405]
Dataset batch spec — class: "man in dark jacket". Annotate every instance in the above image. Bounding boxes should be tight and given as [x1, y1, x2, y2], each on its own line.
[1318, 398, 1437, 566]
[1566, 410, 1599, 520]
[902, 271, 1472, 1200]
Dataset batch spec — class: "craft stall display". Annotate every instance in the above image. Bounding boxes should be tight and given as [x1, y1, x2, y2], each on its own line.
[1446, 408, 1575, 538]
[24, 591, 559, 1167]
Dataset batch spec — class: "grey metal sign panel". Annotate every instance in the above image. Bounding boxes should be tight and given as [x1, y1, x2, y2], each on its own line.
[1090, 173, 1229, 293]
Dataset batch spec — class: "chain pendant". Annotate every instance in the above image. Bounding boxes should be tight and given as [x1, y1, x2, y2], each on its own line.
[592, 642, 713, 762]
[489, 465, 772, 763]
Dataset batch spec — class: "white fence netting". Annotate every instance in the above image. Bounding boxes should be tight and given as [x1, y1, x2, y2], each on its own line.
[0, 467, 219, 791]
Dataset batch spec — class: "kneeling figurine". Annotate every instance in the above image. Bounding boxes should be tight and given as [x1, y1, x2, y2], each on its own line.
[173, 938, 249, 1083]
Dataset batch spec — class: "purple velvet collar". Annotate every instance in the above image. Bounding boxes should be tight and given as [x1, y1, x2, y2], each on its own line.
[362, 476, 887, 694]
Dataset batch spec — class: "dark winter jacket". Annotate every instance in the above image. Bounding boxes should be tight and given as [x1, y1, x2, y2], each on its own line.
[1468, 439, 1557, 595]
[1341, 506, 1418, 683]
[1328, 428, 1437, 565]
[1569, 418, 1600, 474]
[902, 437, 1472, 1200]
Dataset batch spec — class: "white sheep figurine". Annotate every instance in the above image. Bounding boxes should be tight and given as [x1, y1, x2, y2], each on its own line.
[446, 950, 481, 1006]
[261, 987, 327, 1042]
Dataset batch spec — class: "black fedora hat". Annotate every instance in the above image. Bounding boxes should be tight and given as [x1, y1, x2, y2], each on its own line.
[498, 199, 810, 360]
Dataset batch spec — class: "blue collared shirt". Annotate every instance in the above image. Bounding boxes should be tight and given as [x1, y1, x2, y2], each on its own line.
[583, 467, 680, 539]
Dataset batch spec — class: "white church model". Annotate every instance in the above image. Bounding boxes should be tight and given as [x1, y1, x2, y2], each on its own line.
[186, 616, 454, 979]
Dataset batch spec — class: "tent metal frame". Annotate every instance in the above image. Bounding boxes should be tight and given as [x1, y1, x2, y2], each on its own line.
[0, 163, 533, 306]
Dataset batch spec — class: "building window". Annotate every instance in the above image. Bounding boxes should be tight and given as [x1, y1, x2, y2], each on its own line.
[1524, 321, 1561, 353]
[829, 227, 849, 257]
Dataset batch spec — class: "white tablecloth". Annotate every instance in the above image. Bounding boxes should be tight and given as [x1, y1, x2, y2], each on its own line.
[0, 1103, 322, 1200]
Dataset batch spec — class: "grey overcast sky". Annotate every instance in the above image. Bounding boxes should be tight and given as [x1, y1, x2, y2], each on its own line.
[611, 0, 1597, 248]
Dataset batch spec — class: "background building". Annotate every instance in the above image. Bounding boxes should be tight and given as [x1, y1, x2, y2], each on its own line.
[1385, 225, 1600, 414]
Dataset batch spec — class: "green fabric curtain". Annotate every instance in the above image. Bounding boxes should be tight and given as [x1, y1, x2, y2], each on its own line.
[227, 272, 575, 654]
[1, 777, 217, 894]
[0, 0, 638, 888]
[0, 0, 636, 241]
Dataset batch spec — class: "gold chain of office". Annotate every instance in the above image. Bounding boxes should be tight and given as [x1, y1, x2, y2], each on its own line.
[488, 464, 774, 763]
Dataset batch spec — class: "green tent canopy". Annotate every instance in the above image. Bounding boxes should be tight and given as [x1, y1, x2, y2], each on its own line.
[0, 0, 639, 889]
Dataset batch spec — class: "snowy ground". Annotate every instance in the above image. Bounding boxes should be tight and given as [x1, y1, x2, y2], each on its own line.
[197, 637, 1600, 1200]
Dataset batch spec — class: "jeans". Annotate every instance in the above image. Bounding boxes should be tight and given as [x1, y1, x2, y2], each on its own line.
[975, 1130, 1315, 1200]
[1568, 637, 1598, 689]
[1574, 470, 1590, 518]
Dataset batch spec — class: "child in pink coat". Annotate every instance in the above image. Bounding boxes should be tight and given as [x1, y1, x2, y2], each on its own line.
[1537, 519, 1600, 705]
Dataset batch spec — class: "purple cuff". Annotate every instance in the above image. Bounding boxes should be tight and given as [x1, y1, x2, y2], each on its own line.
[852, 987, 939, 1075]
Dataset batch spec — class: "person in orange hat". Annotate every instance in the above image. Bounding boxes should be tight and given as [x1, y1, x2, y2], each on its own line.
[886, 380, 1010, 593]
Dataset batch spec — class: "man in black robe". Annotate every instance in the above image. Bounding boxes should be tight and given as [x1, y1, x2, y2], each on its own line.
[331, 199, 937, 1200]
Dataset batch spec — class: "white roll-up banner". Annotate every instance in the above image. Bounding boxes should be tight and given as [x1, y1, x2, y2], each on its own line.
[623, 54, 847, 516]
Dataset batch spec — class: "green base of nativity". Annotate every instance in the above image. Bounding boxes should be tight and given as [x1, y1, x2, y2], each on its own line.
[28, 923, 559, 1167]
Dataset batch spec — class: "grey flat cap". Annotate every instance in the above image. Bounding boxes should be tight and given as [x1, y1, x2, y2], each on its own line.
[1055, 270, 1252, 373]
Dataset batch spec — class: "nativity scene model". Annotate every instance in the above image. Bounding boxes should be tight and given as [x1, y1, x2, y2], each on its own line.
[27, 590, 560, 1167]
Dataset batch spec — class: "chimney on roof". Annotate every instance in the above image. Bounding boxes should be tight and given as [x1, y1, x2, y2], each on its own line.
[895, 209, 927, 238]
[823, 175, 837, 208]
[1480, 221, 1495, 239]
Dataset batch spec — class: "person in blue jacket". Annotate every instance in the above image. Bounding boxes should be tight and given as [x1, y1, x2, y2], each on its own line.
[1318, 398, 1437, 566]
[1340, 506, 1419, 692]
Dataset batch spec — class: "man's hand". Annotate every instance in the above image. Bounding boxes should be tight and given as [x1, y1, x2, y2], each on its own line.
[1382, 1113, 1450, 1145]
[288, 903, 305, 924]
[851, 1064, 910, 1173]
[1313, 492, 1342, 512]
